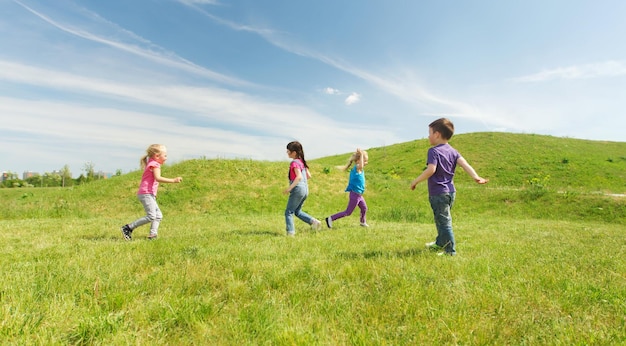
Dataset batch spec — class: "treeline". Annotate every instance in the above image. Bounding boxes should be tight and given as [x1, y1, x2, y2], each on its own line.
[1, 163, 122, 188]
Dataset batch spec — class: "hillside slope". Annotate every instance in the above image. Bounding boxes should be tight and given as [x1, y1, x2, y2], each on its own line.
[1, 133, 624, 223]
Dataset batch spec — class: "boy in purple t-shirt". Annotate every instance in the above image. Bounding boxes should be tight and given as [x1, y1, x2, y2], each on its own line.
[410, 118, 488, 256]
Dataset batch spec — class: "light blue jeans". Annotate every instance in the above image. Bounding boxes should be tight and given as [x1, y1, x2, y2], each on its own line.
[129, 194, 162, 235]
[285, 185, 314, 234]
[429, 193, 456, 254]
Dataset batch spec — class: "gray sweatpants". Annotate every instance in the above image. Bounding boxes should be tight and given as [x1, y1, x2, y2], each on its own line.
[128, 194, 162, 235]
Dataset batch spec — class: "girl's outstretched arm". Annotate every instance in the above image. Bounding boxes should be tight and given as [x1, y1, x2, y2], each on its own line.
[152, 167, 183, 183]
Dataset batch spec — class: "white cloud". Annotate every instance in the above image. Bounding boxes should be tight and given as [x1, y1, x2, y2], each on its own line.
[0, 3, 405, 175]
[0, 60, 402, 173]
[344, 92, 361, 105]
[323, 87, 340, 95]
[13, 0, 250, 87]
[512, 61, 626, 82]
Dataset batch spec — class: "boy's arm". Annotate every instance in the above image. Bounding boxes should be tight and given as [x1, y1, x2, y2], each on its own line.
[457, 157, 488, 184]
[410, 163, 436, 190]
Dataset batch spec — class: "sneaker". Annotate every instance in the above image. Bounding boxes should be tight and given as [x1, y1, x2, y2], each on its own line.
[311, 219, 322, 231]
[121, 225, 132, 241]
[286, 232, 295, 237]
[437, 251, 456, 257]
[325, 217, 333, 229]
[360, 222, 369, 227]
[148, 232, 158, 240]
[425, 241, 442, 251]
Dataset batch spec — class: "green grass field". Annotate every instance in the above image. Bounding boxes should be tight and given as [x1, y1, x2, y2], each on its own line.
[1, 133, 625, 345]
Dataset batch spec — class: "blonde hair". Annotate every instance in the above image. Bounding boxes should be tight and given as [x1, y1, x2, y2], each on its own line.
[140, 144, 166, 169]
[342, 149, 368, 171]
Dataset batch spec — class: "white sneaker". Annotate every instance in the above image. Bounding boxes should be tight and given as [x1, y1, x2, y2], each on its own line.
[360, 222, 369, 227]
[311, 220, 322, 230]
[425, 241, 441, 250]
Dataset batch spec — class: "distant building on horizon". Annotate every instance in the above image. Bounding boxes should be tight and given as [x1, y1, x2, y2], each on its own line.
[22, 171, 39, 180]
[96, 171, 113, 179]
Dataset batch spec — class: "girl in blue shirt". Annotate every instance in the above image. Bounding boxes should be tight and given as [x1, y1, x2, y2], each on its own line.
[325, 148, 369, 228]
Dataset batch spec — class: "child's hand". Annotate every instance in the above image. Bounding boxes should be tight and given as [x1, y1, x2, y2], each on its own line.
[174, 177, 183, 183]
[475, 177, 488, 184]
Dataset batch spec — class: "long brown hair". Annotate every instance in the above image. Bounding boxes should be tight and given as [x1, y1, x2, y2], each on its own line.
[286, 141, 308, 169]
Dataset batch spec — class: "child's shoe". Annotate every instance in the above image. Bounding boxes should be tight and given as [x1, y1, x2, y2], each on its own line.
[121, 225, 132, 241]
[325, 217, 333, 229]
[360, 222, 369, 227]
[425, 241, 442, 251]
[148, 232, 158, 240]
[311, 219, 322, 230]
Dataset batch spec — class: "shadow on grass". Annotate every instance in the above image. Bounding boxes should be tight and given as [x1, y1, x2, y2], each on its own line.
[230, 229, 283, 237]
[80, 234, 119, 241]
[336, 248, 426, 260]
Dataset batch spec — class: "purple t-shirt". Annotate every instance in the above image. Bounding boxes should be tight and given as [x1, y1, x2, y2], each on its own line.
[427, 144, 461, 196]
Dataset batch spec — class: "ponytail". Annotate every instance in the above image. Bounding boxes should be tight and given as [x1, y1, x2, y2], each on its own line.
[139, 154, 149, 170]
[343, 154, 356, 171]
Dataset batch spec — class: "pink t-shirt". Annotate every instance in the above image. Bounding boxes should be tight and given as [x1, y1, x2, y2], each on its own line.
[137, 158, 160, 196]
[288, 159, 305, 181]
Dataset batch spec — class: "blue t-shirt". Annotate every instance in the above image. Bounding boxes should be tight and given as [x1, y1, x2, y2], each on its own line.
[427, 143, 461, 196]
[345, 165, 365, 194]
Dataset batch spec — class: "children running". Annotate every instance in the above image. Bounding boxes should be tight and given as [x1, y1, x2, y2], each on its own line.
[410, 118, 487, 256]
[283, 141, 322, 236]
[325, 148, 369, 229]
[121, 144, 183, 240]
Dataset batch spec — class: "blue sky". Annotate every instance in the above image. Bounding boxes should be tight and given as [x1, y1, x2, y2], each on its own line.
[1, 0, 625, 177]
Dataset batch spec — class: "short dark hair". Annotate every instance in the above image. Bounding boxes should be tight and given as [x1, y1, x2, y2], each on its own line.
[429, 118, 454, 140]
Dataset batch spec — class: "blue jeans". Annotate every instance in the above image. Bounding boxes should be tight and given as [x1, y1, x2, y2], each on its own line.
[429, 193, 456, 254]
[285, 185, 314, 234]
[129, 194, 162, 234]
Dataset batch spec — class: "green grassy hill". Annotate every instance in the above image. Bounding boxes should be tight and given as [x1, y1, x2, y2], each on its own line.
[2, 132, 625, 344]
[2, 132, 624, 223]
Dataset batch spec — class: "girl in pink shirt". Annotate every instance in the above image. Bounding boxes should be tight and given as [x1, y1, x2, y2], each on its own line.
[121, 144, 182, 240]
[283, 141, 321, 236]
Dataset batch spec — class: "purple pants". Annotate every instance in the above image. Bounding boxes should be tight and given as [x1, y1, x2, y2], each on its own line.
[331, 191, 367, 223]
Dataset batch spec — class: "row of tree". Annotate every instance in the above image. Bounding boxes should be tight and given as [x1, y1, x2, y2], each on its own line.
[0, 163, 122, 188]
